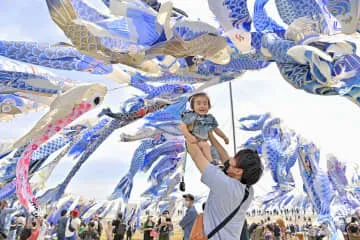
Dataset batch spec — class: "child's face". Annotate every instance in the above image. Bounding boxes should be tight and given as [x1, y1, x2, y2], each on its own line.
[193, 96, 209, 115]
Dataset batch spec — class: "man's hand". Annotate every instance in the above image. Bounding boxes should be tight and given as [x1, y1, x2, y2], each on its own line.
[223, 136, 229, 145]
[186, 135, 198, 144]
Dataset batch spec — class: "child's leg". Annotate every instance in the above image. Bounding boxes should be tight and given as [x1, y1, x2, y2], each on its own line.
[198, 141, 212, 162]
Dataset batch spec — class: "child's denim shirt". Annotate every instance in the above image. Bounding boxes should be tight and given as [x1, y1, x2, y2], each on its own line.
[181, 111, 218, 140]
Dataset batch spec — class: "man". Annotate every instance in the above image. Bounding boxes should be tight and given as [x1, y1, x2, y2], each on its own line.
[79, 221, 100, 240]
[15, 213, 25, 240]
[273, 223, 281, 240]
[112, 213, 126, 240]
[179, 194, 198, 240]
[157, 210, 173, 240]
[57, 210, 68, 240]
[0, 200, 16, 240]
[64, 210, 81, 240]
[186, 131, 263, 240]
[92, 214, 103, 237]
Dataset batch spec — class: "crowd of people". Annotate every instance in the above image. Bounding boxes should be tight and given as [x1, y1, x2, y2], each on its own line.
[0, 200, 138, 240]
[142, 210, 173, 240]
[247, 216, 330, 240]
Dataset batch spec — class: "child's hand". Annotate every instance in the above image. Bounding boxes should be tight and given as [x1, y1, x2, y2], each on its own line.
[186, 135, 198, 144]
[224, 137, 229, 145]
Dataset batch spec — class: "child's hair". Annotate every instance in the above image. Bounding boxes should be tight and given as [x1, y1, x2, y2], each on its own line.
[189, 92, 211, 110]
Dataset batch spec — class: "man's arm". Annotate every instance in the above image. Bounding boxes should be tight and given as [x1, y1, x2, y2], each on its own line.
[179, 209, 197, 228]
[2, 208, 17, 215]
[208, 131, 230, 163]
[186, 140, 210, 173]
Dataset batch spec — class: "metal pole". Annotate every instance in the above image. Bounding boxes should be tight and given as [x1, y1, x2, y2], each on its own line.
[180, 146, 187, 192]
[229, 81, 236, 155]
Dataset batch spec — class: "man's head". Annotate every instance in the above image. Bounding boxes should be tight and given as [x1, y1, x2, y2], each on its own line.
[89, 221, 95, 228]
[162, 210, 169, 218]
[223, 149, 263, 185]
[0, 200, 8, 209]
[61, 210, 67, 217]
[182, 194, 195, 209]
[71, 210, 79, 218]
[93, 214, 99, 221]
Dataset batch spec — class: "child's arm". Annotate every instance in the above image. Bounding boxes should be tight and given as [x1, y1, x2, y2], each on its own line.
[213, 127, 229, 144]
[180, 123, 197, 143]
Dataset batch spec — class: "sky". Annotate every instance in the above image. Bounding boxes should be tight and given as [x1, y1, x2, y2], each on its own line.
[1, 0, 360, 207]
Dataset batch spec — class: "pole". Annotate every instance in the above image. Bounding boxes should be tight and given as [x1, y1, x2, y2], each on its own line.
[180, 146, 187, 192]
[229, 81, 236, 155]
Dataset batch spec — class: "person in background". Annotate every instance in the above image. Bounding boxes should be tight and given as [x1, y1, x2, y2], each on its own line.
[78, 222, 86, 235]
[112, 213, 126, 240]
[27, 219, 40, 240]
[79, 221, 100, 240]
[57, 210, 68, 240]
[143, 216, 155, 240]
[126, 221, 133, 240]
[19, 217, 33, 240]
[92, 214, 102, 237]
[179, 194, 198, 240]
[264, 224, 273, 240]
[65, 210, 81, 240]
[0, 200, 16, 240]
[248, 222, 259, 237]
[275, 217, 286, 240]
[7, 216, 17, 240]
[157, 211, 173, 240]
[347, 217, 360, 240]
[16, 213, 26, 240]
[38, 216, 51, 239]
[273, 223, 281, 240]
[252, 223, 265, 240]
[103, 220, 113, 240]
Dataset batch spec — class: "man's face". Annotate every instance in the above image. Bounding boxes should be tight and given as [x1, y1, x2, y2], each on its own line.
[224, 157, 243, 180]
[184, 198, 193, 208]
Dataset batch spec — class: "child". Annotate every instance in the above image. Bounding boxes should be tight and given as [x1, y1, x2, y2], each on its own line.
[264, 224, 273, 240]
[180, 92, 229, 162]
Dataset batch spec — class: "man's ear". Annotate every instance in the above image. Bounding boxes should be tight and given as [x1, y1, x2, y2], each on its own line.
[234, 168, 243, 177]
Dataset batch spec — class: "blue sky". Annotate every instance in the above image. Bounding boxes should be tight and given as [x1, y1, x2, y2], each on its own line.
[1, 0, 360, 205]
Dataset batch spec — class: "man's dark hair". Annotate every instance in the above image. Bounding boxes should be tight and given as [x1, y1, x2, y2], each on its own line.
[234, 149, 263, 185]
[61, 210, 67, 216]
[351, 216, 358, 223]
[89, 221, 95, 228]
